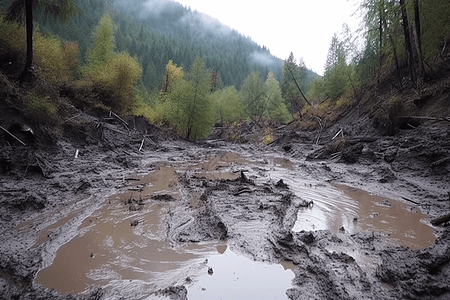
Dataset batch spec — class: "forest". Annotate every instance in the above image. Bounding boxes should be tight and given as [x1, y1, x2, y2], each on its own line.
[1, 0, 450, 140]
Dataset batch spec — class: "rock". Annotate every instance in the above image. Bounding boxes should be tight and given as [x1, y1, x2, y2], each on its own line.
[384, 147, 398, 163]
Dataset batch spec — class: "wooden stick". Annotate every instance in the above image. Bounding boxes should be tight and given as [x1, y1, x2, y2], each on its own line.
[144, 135, 156, 145]
[0, 189, 25, 193]
[62, 113, 81, 124]
[401, 196, 420, 205]
[332, 129, 343, 140]
[400, 116, 450, 123]
[110, 111, 129, 130]
[0, 125, 26, 146]
[430, 213, 450, 226]
[233, 189, 253, 196]
[138, 138, 145, 152]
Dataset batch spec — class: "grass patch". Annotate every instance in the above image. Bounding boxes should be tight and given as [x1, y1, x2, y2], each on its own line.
[25, 92, 58, 122]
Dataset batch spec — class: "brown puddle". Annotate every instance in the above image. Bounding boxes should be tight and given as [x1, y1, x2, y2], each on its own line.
[35, 151, 436, 297]
[36, 152, 285, 296]
[292, 182, 435, 250]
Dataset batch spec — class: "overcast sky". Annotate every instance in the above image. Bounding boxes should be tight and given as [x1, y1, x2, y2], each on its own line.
[171, 0, 359, 75]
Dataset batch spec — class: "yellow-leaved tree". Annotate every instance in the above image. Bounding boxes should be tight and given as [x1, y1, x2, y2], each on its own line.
[82, 13, 141, 113]
[161, 60, 183, 96]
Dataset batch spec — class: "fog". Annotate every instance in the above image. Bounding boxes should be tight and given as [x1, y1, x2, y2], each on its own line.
[250, 51, 279, 68]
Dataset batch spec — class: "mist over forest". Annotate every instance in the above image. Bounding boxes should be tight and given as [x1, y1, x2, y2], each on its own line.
[18, 0, 316, 92]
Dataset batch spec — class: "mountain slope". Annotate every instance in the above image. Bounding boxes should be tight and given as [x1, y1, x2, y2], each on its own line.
[26, 0, 288, 91]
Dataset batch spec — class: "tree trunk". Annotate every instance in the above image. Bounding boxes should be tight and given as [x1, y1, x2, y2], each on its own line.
[399, 0, 416, 83]
[287, 65, 311, 106]
[18, 0, 33, 83]
[413, 0, 425, 82]
[378, 0, 384, 85]
[383, 15, 402, 91]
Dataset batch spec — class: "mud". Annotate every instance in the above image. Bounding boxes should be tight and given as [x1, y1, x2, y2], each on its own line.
[1, 92, 450, 299]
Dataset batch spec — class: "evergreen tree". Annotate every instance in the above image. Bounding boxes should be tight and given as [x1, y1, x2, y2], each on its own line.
[165, 56, 214, 140]
[323, 34, 349, 99]
[240, 70, 266, 119]
[84, 13, 116, 72]
[281, 52, 308, 114]
[265, 72, 291, 123]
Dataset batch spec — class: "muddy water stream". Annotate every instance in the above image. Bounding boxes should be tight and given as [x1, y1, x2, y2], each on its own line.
[35, 151, 435, 298]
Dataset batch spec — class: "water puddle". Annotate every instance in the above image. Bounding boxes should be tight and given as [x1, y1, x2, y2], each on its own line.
[35, 151, 436, 297]
[291, 182, 435, 250]
[187, 248, 294, 299]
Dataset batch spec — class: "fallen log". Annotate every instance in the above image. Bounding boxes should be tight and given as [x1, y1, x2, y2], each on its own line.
[233, 189, 253, 196]
[400, 116, 450, 123]
[401, 196, 420, 205]
[110, 111, 129, 130]
[0, 125, 26, 146]
[430, 213, 450, 226]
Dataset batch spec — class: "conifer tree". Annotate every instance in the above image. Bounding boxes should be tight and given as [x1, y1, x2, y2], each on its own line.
[84, 13, 116, 72]
[281, 52, 308, 114]
[240, 70, 266, 119]
[265, 72, 291, 123]
[165, 56, 214, 140]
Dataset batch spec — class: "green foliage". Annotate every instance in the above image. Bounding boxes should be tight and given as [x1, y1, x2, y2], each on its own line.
[133, 94, 158, 124]
[240, 70, 267, 118]
[30, 0, 285, 92]
[265, 72, 291, 123]
[160, 60, 183, 96]
[281, 52, 308, 111]
[323, 34, 348, 99]
[84, 13, 116, 72]
[25, 91, 57, 121]
[33, 32, 79, 84]
[81, 13, 141, 113]
[421, 0, 450, 59]
[0, 14, 26, 49]
[211, 85, 243, 125]
[165, 56, 214, 140]
[85, 53, 142, 113]
[306, 77, 327, 103]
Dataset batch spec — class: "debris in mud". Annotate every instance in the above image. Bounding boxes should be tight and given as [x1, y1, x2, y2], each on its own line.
[153, 286, 188, 300]
[151, 194, 177, 201]
[275, 179, 289, 189]
[376, 229, 450, 299]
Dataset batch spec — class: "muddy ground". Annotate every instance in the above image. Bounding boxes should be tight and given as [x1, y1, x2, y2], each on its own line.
[1, 76, 450, 299]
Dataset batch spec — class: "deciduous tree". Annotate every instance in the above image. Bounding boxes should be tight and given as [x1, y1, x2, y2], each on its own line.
[165, 56, 214, 140]
[5, 0, 78, 83]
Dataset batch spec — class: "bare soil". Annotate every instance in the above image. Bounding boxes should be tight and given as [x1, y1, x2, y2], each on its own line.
[1, 72, 450, 300]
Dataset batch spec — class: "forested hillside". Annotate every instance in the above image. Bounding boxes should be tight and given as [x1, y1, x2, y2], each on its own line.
[28, 0, 308, 92]
[2, 0, 449, 141]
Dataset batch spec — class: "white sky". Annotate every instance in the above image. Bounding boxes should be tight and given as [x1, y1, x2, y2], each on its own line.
[173, 0, 359, 76]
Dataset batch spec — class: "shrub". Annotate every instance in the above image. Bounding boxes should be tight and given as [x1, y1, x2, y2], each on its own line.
[211, 86, 243, 125]
[336, 92, 354, 109]
[84, 53, 142, 113]
[25, 92, 58, 122]
[34, 33, 78, 84]
[0, 16, 26, 50]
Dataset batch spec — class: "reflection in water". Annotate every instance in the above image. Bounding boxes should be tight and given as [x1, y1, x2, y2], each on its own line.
[35, 151, 435, 297]
[187, 248, 294, 299]
[291, 182, 435, 250]
[36, 198, 199, 294]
